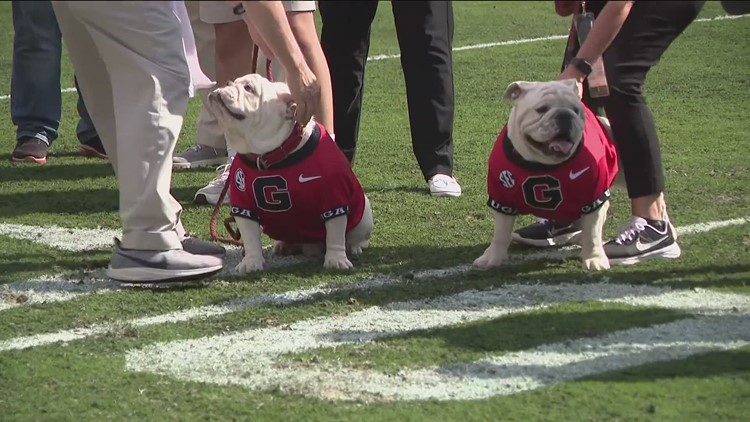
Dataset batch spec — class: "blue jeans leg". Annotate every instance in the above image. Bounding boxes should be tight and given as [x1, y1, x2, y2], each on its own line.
[10, 0, 63, 145]
[74, 76, 98, 143]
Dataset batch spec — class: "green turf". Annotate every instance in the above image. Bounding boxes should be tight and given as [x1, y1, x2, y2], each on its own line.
[1, 1, 749, 421]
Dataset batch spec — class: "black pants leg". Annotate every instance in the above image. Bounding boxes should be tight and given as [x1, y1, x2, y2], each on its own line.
[599, 1, 704, 199]
[319, 1, 379, 164]
[391, 1, 456, 180]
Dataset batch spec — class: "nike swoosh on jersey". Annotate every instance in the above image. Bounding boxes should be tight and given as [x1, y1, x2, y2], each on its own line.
[298, 175, 322, 183]
[569, 166, 591, 180]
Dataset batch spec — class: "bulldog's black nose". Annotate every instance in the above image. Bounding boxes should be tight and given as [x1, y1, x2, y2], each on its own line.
[226, 81, 233, 87]
[555, 114, 573, 134]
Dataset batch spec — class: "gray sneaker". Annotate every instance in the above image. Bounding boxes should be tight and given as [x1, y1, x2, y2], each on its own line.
[604, 216, 681, 265]
[173, 144, 227, 170]
[107, 238, 225, 283]
[182, 236, 227, 258]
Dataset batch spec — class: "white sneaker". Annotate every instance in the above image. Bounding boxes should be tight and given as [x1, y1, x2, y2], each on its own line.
[194, 159, 232, 205]
[173, 144, 227, 170]
[428, 174, 462, 197]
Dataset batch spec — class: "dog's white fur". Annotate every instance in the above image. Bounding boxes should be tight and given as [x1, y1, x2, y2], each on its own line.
[206, 74, 373, 273]
[473, 79, 611, 271]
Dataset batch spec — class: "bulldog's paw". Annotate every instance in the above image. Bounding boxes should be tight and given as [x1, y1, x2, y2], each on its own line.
[236, 254, 265, 274]
[324, 252, 354, 270]
[582, 255, 610, 271]
[273, 240, 302, 256]
[347, 240, 369, 256]
[472, 248, 509, 269]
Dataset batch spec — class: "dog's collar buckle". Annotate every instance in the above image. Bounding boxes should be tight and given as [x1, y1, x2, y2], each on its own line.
[256, 156, 269, 171]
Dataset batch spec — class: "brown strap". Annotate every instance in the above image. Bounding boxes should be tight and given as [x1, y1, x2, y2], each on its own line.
[208, 45, 275, 246]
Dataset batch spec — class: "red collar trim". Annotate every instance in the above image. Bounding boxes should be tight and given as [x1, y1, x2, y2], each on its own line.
[243, 123, 305, 170]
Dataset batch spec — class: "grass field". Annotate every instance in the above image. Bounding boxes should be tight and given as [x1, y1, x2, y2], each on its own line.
[1, 2, 749, 421]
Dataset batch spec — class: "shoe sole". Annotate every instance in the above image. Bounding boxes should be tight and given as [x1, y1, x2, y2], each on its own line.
[512, 231, 582, 248]
[173, 158, 228, 170]
[11, 155, 47, 164]
[79, 145, 107, 159]
[430, 191, 462, 198]
[106, 264, 224, 283]
[608, 242, 682, 266]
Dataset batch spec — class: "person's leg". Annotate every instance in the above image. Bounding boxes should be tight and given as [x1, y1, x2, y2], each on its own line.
[173, 1, 230, 170]
[10, 0, 63, 164]
[601, 0, 705, 264]
[73, 76, 107, 159]
[391, 0, 461, 197]
[53, 0, 224, 282]
[319, 0, 379, 164]
[284, 1, 334, 133]
[192, 3, 255, 205]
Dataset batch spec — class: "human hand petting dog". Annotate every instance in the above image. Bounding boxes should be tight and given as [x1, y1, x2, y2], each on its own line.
[231, 0, 321, 125]
[557, 68, 584, 100]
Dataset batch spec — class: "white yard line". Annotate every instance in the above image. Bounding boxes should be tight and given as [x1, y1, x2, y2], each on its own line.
[0, 14, 746, 101]
[0, 216, 748, 341]
[124, 283, 750, 402]
[0, 223, 121, 252]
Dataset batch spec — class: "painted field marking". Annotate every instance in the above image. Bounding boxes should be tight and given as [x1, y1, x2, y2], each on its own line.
[1, 216, 747, 344]
[124, 283, 750, 402]
[0, 14, 746, 101]
[0, 244, 305, 313]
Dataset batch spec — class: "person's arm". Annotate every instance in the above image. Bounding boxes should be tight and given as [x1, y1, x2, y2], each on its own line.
[226, 1, 320, 124]
[228, 1, 305, 76]
[559, 1, 635, 82]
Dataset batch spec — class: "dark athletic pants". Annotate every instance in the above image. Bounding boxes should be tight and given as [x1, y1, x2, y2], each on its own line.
[582, 1, 705, 199]
[319, 1, 455, 181]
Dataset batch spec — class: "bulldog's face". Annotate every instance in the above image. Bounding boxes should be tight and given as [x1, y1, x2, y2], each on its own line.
[206, 74, 298, 155]
[503, 79, 584, 165]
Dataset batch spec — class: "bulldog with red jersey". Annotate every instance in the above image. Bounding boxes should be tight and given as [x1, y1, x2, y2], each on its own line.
[206, 74, 372, 274]
[473, 79, 619, 271]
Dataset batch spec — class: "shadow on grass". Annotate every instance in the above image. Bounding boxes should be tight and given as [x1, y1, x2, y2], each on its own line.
[582, 347, 750, 383]
[0, 160, 114, 182]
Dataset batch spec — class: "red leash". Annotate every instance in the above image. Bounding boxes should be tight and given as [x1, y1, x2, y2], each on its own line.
[209, 45, 273, 246]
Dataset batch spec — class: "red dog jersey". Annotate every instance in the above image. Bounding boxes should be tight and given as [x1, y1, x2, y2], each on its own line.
[487, 105, 618, 221]
[229, 123, 366, 243]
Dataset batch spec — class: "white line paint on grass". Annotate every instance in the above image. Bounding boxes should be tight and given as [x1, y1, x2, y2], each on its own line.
[124, 283, 750, 402]
[0, 244, 305, 312]
[1, 216, 748, 347]
[0, 223, 121, 252]
[1, 14, 746, 100]
[677, 217, 749, 236]
[0, 272, 119, 311]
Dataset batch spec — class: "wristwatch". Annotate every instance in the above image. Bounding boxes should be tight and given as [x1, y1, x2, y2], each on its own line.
[569, 57, 593, 76]
[233, 3, 245, 15]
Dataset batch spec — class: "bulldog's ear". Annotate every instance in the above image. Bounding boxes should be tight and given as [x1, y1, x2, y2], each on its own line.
[503, 81, 534, 103]
[559, 78, 579, 94]
[285, 101, 297, 121]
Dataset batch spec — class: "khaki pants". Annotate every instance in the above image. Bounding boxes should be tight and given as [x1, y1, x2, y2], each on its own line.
[187, 1, 227, 150]
[52, 1, 188, 250]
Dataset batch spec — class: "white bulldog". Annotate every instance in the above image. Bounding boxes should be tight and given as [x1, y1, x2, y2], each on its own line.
[473, 79, 620, 271]
[206, 74, 373, 273]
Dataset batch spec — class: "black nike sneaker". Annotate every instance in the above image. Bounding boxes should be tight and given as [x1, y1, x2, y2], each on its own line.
[604, 216, 681, 265]
[512, 218, 583, 248]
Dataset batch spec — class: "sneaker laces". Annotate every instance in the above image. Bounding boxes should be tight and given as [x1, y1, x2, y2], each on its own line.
[614, 216, 648, 245]
[186, 144, 207, 153]
[206, 163, 231, 188]
[430, 174, 455, 187]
